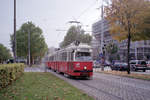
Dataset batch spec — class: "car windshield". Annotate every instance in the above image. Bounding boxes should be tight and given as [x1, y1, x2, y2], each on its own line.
[131, 62, 136, 64]
[122, 63, 127, 66]
[140, 61, 146, 65]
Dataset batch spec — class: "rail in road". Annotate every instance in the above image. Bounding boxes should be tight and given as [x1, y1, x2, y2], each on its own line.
[24, 65, 150, 100]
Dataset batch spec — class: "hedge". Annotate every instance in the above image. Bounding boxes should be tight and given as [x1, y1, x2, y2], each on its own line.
[0, 63, 24, 90]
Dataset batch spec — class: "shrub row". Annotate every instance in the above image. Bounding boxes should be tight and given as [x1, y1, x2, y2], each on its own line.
[0, 64, 24, 90]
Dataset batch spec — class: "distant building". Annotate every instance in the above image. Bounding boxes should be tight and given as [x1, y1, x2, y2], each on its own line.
[92, 19, 150, 61]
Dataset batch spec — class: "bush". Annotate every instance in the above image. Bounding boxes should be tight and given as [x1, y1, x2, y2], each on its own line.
[0, 63, 24, 90]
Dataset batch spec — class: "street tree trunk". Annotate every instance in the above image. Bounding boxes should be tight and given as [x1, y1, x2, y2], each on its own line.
[127, 20, 131, 74]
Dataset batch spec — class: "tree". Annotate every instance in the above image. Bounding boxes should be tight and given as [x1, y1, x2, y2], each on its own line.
[105, 43, 119, 62]
[104, 0, 150, 74]
[0, 44, 12, 63]
[60, 26, 92, 48]
[106, 43, 118, 54]
[10, 22, 48, 64]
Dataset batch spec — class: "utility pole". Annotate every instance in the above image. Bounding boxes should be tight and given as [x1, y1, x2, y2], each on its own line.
[28, 29, 31, 66]
[14, 0, 17, 62]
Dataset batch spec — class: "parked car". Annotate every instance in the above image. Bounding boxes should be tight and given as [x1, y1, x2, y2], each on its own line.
[7, 58, 26, 64]
[93, 60, 100, 68]
[111, 62, 128, 71]
[104, 60, 111, 67]
[146, 61, 150, 70]
[130, 60, 147, 72]
[16, 58, 26, 64]
[6, 59, 14, 64]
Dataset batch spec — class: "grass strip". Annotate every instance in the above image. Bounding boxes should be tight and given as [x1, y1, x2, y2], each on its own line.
[99, 71, 150, 81]
[0, 72, 94, 100]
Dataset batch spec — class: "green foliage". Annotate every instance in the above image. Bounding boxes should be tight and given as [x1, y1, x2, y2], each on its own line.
[108, 54, 120, 62]
[105, 43, 119, 62]
[0, 64, 24, 90]
[0, 44, 12, 63]
[60, 26, 92, 48]
[106, 43, 118, 54]
[10, 22, 48, 63]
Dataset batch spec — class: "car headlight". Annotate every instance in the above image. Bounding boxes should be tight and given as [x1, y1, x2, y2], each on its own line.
[84, 66, 87, 70]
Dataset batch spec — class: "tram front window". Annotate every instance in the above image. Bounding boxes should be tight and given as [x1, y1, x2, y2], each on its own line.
[75, 52, 92, 61]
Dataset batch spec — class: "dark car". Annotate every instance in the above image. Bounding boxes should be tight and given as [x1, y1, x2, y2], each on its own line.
[111, 62, 128, 71]
[7, 59, 14, 64]
[16, 58, 26, 64]
[7, 58, 26, 64]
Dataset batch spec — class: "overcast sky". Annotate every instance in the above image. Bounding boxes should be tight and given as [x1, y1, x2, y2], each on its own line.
[0, 0, 102, 50]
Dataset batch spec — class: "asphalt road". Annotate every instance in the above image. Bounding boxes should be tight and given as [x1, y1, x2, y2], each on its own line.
[24, 65, 150, 100]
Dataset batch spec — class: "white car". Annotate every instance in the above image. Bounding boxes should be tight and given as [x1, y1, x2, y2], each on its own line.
[130, 60, 147, 72]
[93, 60, 100, 68]
[146, 61, 150, 68]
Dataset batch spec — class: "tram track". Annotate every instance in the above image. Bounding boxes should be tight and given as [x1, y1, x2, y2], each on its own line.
[47, 68, 150, 100]
[47, 70, 123, 100]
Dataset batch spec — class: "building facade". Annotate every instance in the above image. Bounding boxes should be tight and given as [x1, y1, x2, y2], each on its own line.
[92, 19, 150, 61]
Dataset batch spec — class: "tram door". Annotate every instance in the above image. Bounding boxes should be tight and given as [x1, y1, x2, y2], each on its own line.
[67, 51, 74, 73]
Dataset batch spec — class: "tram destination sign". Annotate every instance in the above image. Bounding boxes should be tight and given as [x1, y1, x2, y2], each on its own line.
[78, 48, 89, 52]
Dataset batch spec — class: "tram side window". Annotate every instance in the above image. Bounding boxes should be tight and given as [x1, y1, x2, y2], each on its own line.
[52, 56, 54, 61]
[60, 53, 62, 61]
[49, 56, 51, 61]
[68, 52, 73, 61]
[71, 52, 74, 61]
[49, 56, 54, 61]
[62, 52, 67, 61]
[54, 55, 57, 61]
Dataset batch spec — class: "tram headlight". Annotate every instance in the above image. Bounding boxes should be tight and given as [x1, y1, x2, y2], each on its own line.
[84, 66, 87, 70]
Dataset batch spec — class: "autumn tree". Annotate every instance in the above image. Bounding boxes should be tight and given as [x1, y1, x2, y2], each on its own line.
[104, 0, 150, 74]
[0, 44, 12, 63]
[60, 26, 92, 48]
[10, 22, 48, 65]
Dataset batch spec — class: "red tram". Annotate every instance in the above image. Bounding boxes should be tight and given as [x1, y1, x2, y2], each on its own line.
[45, 43, 93, 78]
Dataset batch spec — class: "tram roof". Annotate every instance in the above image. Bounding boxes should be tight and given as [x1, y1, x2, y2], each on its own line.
[48, 43, 91, 56]
[66, 43, 91, 49]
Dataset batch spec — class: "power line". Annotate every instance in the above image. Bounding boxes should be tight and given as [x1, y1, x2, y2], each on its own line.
[77, 0, 98, 20]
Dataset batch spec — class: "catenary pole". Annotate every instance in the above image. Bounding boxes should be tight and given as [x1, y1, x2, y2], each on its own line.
[14, 0, 17, 63]
[28, 29, 31, 66]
